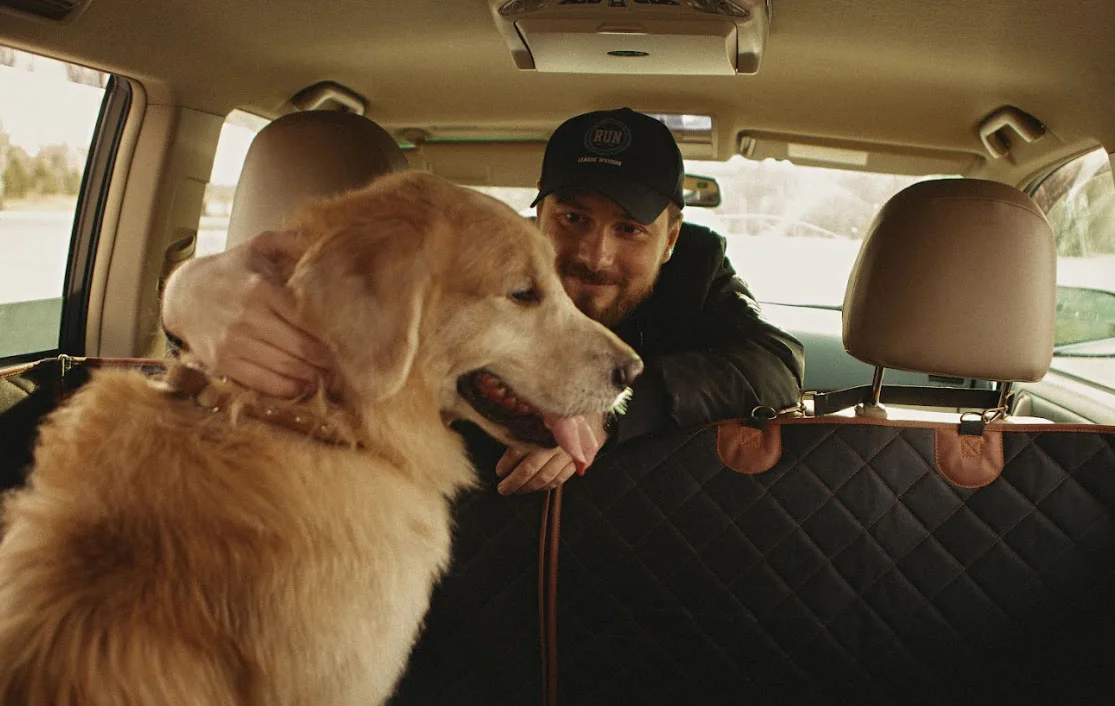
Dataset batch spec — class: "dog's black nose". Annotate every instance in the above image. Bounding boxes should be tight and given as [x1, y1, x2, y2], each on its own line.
[612, 357, 644, 389]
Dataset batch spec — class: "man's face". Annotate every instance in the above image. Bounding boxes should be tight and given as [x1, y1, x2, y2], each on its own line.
[537, 190, 681, 328]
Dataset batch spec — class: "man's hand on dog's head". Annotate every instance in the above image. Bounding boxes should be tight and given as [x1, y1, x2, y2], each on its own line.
[495, 413, 608, 494]
[162, 230, 333, 399]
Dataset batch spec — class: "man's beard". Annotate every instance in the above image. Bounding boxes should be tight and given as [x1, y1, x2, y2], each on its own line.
[559, 261, 655, 328]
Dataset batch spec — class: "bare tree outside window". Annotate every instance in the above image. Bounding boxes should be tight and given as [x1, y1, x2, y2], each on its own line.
[65, 64, 108, 89]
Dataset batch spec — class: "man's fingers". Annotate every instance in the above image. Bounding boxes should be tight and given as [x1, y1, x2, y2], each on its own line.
[231, 336, 326, 387]
[221, 358, 308, 399]
[499, 449, 572, 495]
[498, 449, 556, 494]
[253, 280, 333, 368]
[251, 313, 332, 373]
[517, 455, 574, 494]
[544, 463, 579, 491]
[498, 455, 539, 494]
[205, 322, 318, 384]
[267, 293, 332, 367]
[496, 446, 530, 478]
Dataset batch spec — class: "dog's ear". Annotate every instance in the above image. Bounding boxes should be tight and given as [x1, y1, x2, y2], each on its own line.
[289, 221, 430, 402]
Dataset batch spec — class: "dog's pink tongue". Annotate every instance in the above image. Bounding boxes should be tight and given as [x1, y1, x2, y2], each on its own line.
[544, 414, 601, 475]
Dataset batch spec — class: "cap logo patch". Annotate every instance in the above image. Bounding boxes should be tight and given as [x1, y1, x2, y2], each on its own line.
[584, 118, 632, 156]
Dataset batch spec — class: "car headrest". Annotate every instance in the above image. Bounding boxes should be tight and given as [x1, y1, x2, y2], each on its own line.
[226, 111, 409, 248]
[842, 178, 1056, 382]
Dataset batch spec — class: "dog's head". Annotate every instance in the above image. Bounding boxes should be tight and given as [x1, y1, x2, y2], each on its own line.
[287, 171, 641, 459]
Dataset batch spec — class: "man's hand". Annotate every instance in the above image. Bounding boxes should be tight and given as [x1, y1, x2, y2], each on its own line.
[495, 413, 609, 494]
[161, 230, 333, 398]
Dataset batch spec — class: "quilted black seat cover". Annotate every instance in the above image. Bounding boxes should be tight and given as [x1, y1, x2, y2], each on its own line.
[555, 423, 1115, 705]
[391, 427, 547, 705]
[392, 420, 1115, 705]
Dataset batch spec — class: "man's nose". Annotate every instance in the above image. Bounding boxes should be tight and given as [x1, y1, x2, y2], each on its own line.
[578, 228, 613, 269]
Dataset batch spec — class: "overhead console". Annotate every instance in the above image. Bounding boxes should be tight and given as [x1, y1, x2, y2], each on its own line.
[488, 0, 770, 75]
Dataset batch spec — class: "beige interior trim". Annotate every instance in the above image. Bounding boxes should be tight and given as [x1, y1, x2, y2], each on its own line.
[85, 77, 148, 356]
[409, 142, 546, 188]
[98, 104, 223, 357]
[738, 130, 985, 176]
[3, 0, 1114, 187]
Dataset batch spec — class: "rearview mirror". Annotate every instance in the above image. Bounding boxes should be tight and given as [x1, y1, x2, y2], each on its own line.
[1055, 285, 1115, 347]
[683, 174, 721, 208]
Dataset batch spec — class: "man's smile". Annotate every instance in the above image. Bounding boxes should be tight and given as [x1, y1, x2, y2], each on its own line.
[567, 276, 617, 291]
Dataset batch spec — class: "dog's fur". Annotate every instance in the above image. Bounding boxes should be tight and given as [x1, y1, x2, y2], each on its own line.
[0, 171, 637, 705]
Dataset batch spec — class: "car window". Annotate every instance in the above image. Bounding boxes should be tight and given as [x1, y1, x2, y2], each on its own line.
[475, 157, 936, 309]
[681, 156, 940, 308]
[195, 109, 269, 257]
[0, 46, 108, 360]
[1031, 147, 1115, 392]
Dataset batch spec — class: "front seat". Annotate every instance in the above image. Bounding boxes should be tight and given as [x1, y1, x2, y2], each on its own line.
[840, 178, 1057, 421]
[225, 109, 410, 248]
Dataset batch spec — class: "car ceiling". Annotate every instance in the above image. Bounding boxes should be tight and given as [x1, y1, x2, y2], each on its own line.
[2, 0, 1114, 184]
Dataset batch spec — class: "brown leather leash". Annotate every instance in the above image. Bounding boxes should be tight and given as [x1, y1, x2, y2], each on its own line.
[538, 485, 564, 706]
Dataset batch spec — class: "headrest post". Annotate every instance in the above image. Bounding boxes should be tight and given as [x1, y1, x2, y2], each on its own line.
[854, 365, 889, 419]
[996, 381, 1013, 411]
[869, 366, 885, 407]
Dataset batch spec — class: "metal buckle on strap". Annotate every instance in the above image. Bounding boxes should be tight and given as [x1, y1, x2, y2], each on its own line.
[58, 354, 74, 379]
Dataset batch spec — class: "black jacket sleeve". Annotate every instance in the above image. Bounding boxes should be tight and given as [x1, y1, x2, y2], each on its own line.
[614, 226, 805, 444]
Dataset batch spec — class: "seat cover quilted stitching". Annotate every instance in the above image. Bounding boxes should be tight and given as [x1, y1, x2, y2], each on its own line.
[555, 423, 1115, 704]
[393, 421, 1115, 705]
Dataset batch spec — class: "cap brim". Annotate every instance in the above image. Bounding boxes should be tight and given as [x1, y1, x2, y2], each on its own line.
[534, 169, 672, 225]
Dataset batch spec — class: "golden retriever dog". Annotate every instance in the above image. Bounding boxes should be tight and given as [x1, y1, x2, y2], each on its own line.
[0, 170, 641, 705]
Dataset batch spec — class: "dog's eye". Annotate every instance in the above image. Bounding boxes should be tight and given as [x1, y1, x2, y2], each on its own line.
[509, 286, 542, 305]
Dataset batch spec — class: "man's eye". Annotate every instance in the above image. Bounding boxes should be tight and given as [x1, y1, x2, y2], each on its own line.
[563, 212, 584, 225]
[618, 223, 644, 236]
[509, 286, 542, 305]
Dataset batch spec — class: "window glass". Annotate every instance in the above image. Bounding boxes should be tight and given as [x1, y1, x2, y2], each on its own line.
[681, 157, 936, 308]
[1031, 148, 1115, 391]
[195, 110, 269, 257]
[0, 46, 108, 359]
[474, 157, 936, 309]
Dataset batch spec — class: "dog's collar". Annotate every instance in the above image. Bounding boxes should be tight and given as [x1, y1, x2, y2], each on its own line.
[154, 363, 361, 447]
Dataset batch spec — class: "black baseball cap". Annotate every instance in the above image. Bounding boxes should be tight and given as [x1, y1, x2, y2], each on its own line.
[531, 108, 685, 225]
